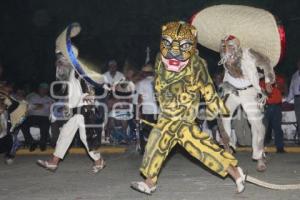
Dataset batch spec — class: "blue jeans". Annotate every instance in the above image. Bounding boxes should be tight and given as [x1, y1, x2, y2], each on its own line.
[111, 127, 128, 144]
[127, 119, 137, 141]
[265, 104, 284, 149]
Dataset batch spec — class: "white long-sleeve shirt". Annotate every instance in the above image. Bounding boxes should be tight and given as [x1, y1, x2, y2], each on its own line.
[67, 70, 89, 109]
[27, 94, 54, 117]
[103, 71, 125, 86]
[223, 48, 266, 93]
[286, 70, 300, 102]
[136, 76, 159, 115]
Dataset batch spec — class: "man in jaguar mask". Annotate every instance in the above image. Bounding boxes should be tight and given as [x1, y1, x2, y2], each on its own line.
[218, 35, 275, 172]
[131, 21, 247, 195]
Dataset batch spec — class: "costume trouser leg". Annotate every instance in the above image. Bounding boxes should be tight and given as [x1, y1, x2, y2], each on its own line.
[140, 120, 237, 183]
[239, 88, 265, 160]
[223, 88, 265, 160]
[50, 120, 66, 147]
[140, 114, 158, 153]
[222, 94, 240, 148]
[53, 114, 101, 161]
[232, 108, 252, 146]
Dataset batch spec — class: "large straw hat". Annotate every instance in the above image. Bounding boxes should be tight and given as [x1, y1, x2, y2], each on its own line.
[55, 23, 104, 87]
[191, 5, 282, 67]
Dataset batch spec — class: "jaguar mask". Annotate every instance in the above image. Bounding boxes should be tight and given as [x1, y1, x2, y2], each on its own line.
[160, 21, 197, 72]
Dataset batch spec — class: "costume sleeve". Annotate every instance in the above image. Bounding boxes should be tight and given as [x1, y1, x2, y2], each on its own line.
[154, 53, 162, 94]
[197, 57, 230, 120]
[249, 48, 275, 84]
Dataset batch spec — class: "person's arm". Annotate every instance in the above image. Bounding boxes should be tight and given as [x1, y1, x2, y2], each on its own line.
[135, 81, 143, 120]
[276, 76, 286, 95]
[45, 97, 55, 113]
[102, 73, 112, 91]
[134, 94, 142, 119]
[249, 49, 275, 84]
[118, 72, 125, 81]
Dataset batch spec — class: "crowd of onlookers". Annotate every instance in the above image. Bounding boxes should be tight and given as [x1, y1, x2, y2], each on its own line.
[0, 59, 160, 164]
[1, 59, 300, 164]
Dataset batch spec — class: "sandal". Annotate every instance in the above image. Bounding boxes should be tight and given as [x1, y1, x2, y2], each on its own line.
[37, 160, 58, 172]
[235, 167, 247, 193]
[92, 159, 106, 173]
[131, 181, 157, 195]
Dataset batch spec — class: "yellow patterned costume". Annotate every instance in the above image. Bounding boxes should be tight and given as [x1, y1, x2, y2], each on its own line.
[140, 21, 238, 184]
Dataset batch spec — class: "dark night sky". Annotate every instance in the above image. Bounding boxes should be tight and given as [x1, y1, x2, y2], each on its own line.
[0, 0, 299, 88]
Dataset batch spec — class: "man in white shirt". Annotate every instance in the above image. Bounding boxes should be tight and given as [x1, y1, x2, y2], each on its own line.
[21, 83, 54, 151]
[135, 64, 159, 154]
[219, 35, 275, 172]
[285, 60, 300, 141]
[103, 60, 125, 90]
[37, 52, 105, 173]
[102, 60, 125, 142]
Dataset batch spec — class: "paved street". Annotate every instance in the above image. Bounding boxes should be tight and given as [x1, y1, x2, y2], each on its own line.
[1, 147, 300, 200]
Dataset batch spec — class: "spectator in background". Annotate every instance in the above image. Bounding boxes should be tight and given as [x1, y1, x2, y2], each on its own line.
[285, 60, 300, 142]
[0, 83, 17, 165]
[12, 88, 26, 101]
[135, 64, 159, 154]
[103, 60, 125, 91]
[107, 69, 136, 144]
[122, 68, 138, 141]
[0, 100, 14, 164]
[103, 60, 125, 143]
[107, 89, 131, 144]
[260, 73, 286, 153]
[21, 83, 54, 151]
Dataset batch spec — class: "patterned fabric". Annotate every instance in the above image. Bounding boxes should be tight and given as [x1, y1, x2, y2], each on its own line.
[140, 119, 237, 183]
[140, 23, 237, 182]
[155, 53, 229, 121]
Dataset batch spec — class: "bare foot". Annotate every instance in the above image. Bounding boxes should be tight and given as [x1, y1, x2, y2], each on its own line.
[48, 156, 60, 165]
[92, 158, 106, 173]
[256, 159, 267, 172]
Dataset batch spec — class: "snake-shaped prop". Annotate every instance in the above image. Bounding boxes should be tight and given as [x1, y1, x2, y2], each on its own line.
[141, 119, 300, 190]
[246, 176, 300, 190]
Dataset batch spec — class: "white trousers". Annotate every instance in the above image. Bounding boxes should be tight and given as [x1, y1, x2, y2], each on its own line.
[221, 87, 265, 160]
[53, 114, 101, 161]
